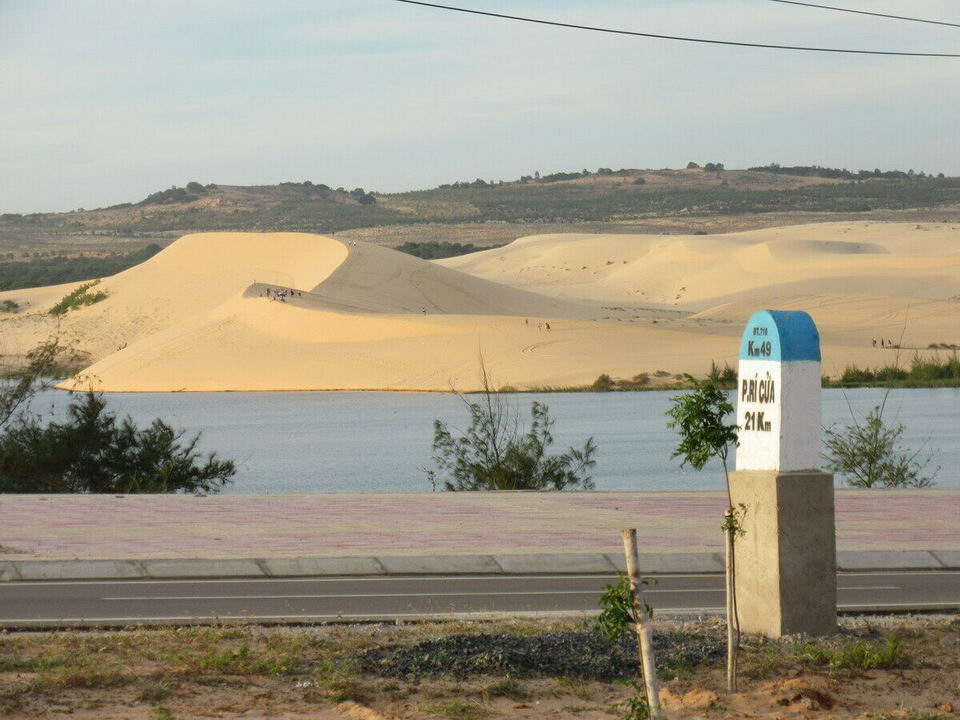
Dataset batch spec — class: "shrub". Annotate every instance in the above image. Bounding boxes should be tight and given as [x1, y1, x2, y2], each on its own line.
[431, 365, 597, 491]
[591, 374, 614, 392]
[824, 403, 938, 488]
[0, 391, 236, 493]
[49, 280, 108, 315]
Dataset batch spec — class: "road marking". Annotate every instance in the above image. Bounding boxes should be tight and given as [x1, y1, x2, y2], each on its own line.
[102, 588, 730, 601]
[102, 586, 900, 602]
[1, 574, 625, 587]
[6, 601, 960, 625]
[3, 570, 957, 588]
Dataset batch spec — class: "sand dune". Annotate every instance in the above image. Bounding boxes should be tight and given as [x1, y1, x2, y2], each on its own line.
[1, 222, 957, 392]
[439, 222, 960, 309]
[40, 232, 639, 391]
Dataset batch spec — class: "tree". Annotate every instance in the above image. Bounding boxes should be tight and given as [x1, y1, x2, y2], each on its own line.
[0, 332, 76, 432]
[666, 377, 742, 693]
[430, 363, 596, 491]
[0, 391, 235, 494]
[824, 402, 937, 488]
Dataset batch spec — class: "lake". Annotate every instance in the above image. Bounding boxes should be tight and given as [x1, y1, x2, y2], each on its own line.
[28, 387, 959, 493]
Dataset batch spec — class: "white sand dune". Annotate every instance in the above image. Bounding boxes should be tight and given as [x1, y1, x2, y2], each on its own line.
[439, 222, 960, 309]
[44, 232, 677, 392]
[1, 222, 957, 392]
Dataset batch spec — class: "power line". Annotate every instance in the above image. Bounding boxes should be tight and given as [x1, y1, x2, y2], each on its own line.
[393, 0, 960, 57]
[765, 0, 960, 30]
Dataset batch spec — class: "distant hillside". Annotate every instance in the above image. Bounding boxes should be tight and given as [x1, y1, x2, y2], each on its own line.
[3, 165, 959, 255]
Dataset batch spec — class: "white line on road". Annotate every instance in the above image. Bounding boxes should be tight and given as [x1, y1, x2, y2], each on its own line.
[6, 601, 960, 625]
[102, 586, 900, 602]
[101, 588, 724, 601]
[4, 570, 944, 588]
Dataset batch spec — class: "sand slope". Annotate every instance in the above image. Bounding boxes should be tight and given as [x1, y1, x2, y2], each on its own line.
[48, 232, 691, 391]
[439, 222, 960, 309]
[2, 223, 958, 392]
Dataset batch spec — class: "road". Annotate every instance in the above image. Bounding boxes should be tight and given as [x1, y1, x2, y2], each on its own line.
[1, 571, 958, 628]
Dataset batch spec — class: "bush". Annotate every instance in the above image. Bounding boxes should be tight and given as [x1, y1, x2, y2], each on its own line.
[0, 299, 19, 313]
[824, 403, 938, 488]
[431, 369, 596, 491]
[591, 374, 614, 392]
[0, 391, 235, 493]
[395, 241, 495, 259]
[49, 280, 108, 315]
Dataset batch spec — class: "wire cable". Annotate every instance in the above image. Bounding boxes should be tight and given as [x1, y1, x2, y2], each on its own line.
[393, 0, 960, 57]
[765, 0, 960, 30]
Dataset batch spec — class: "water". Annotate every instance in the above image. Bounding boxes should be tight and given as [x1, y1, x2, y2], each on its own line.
[25, 388, 959, 493]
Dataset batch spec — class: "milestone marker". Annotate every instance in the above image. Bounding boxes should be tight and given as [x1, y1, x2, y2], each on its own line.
[730, 309, 837, 638]
[736, 310, 821, 473]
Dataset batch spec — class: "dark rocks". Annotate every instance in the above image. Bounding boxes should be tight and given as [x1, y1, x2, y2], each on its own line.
[355, 630, 724, 682]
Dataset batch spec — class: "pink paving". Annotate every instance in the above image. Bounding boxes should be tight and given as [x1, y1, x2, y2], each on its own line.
[1, 490, 958, 560]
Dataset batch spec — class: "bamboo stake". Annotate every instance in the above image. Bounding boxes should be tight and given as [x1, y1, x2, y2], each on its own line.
[621, 528, 663, 720]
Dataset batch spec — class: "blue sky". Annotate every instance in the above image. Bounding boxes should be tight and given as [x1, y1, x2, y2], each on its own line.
[1, 0, 958, 213]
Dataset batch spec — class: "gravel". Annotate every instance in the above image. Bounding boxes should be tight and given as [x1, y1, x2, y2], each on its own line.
[355, 630, 725, 682]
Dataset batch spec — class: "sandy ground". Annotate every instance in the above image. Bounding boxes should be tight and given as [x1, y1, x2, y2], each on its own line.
[0, 222, 957, 391]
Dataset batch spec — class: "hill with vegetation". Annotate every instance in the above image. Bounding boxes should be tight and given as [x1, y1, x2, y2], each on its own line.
[3, 164, 959, 259]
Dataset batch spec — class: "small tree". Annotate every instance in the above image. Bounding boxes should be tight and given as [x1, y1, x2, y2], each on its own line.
[1, 332, 77, 431]
[431, 362, 596, 491]
[824, 403, 937, 488]
[666, 376, 741, 692]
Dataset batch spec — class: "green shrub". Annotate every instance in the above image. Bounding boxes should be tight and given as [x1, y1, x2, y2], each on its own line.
[0, 391, 236, 493]
[49, 280, 108, 315]
[591, 374, 614, 392]
[797, 636, 908, 670]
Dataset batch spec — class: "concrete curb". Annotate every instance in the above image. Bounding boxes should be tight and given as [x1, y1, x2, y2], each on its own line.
[0, 549, 957, 582]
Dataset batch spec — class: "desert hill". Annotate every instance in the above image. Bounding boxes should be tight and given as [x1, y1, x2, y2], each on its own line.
[439, 222, 960, 309]
[30, 232, 701, 392]
[4, 166, 960, 261]
[2, 222, 958, 392]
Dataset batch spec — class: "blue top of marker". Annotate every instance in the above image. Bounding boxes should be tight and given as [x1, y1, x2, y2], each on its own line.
[738, 310, 821, 362]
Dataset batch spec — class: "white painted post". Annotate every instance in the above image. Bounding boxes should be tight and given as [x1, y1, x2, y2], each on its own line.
[731, 310, 837, 637]
[621, 529, 662, 720]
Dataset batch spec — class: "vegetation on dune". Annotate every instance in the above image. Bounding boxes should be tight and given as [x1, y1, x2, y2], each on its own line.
[829, 353, 960, 388]
[0, 244, 161, 292]
[395, 240, 499, 259]
[48, 279, 108, 315]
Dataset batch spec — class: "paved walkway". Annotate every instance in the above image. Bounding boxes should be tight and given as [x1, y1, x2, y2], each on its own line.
[2, 490, 958, 561]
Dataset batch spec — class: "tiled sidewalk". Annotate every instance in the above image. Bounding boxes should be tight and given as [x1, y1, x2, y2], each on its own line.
[2, 490, 958, 561]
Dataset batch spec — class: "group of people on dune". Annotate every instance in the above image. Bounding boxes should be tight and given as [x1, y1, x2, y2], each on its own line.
[259, 285, 302, 303]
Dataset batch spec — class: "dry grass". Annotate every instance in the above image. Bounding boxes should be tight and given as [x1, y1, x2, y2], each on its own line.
[0, 615, 957, 719]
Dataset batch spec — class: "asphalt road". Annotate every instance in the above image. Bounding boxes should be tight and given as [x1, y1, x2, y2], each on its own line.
[1, 571, 958, 628]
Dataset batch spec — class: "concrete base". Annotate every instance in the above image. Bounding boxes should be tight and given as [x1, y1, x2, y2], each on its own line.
[730, 470, 837, 638]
